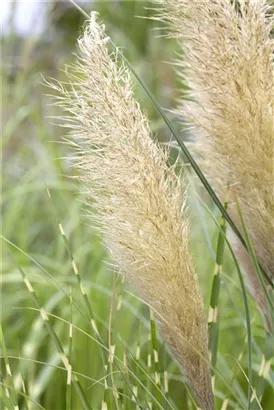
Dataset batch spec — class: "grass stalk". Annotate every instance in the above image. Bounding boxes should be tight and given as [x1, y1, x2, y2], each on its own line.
[122, 349, 131, 410]
[147, 332, 153, 410]
[66, 289, 73, 410]
[200, 201, 253, 409]
[162, 343, 169, 405]
[149, 310, 162, 408]
[134, 323, 142, 409]
[46, 188, 103, 339]
[0, 325, 19, 410]
[208, 202, 228, 380]
[18, 267, 92, 410]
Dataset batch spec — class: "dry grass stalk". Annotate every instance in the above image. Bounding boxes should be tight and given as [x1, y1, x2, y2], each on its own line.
[51, 12, 213, 410]
[155, 0, 274, 324]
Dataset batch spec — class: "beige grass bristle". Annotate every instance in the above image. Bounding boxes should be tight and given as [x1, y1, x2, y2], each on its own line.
[51, 12, 213, 410]
[154, 0, 274, 324]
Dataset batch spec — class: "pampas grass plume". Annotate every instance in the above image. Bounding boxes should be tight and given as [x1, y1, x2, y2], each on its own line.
[51, 12, 214, 410]
[155, 0, 274, 324]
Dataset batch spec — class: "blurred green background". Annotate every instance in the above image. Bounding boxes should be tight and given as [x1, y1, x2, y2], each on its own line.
[1, 1, 273, 409]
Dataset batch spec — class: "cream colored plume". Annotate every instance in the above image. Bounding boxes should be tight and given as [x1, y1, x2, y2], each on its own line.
[155, 0, 274, 323]
[52, 12, 213, 410]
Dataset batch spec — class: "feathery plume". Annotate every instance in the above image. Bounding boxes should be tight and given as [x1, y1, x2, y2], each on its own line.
[51, 12, 213, 409]
[154, 0, 274, 324]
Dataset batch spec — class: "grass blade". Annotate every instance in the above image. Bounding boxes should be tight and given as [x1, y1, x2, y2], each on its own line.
[17, 267, 92, 410]
[149, 310, 162, 408]
[201, 200, 253, 409]
[0, 325, 19, 410]
[66, 289, 73, 410]
[208, 202, 228, 381]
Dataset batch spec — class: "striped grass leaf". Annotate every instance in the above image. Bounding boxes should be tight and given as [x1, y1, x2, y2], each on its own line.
[17, 349, 31, 410]
[17, 267, 92, 410]
[66, 289, 73, 410]
[0, 381, 46, 410]
[0, 325, 19, 410]
[208, 201, 228, 380]
[146, 331, 153, 410]
[149, 310, 162, 408]
[122, 348, 131, 410]
[252, 339, 273, 406]
[220, 335, 249, 410]
[45, 188, 103, 342]
[200, 200, 253, 409]
[162, 343, 169, 403]
[133, 323, 142, 409]
[45, 187, 127, 405]
[119, 337, 170, 410]
[104, 273, 119, 410]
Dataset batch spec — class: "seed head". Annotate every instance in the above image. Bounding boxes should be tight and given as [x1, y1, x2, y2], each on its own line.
[52, 12, 214, 409]
[154, 0, 274, 324]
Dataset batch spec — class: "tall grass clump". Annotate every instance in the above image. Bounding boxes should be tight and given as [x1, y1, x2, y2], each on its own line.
[154, 0, 274, 326]
[50, 12, 213, 409]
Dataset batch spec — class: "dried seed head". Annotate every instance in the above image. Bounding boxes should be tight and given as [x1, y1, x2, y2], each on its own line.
[155, 0, 274, 324]
[51, 12, 213, 409]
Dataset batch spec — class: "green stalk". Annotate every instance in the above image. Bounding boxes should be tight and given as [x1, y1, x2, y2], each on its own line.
[66, 289, 73, 410]
[46, 188, 136, 404]
[201, 200, 253, 409]
[0, 381, 46, 410]
[208, 202, 228, 380]
[104, 274, 120, 410]
[46, 188, 102, 338]
[250, 334, 274, 408]
[0, 325, 19, 410]
[122, 349, 131, 410]
[18, 267, 92, 410]
[133, 323, 142, 410]
[162, 344, 169, 403]
[147, 332, 153, 410]
[45, 187, 110, 394]
[119, 338, 170, 410]
[149, 310, 162, 408]
[17, 345, 30, 410]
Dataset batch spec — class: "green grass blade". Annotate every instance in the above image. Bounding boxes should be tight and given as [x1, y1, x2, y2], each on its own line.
[146, 332, 153, 410]
[18, 350, 31, 410]
[149, 310, 162, 407]
[133, 323, 142, 409]
[122, 349, 131, 410]
[208, 202, 228, 380]
[0, 325, 19, 410]
[66, 289, 73, 410]
[17, 267, 92, 410]
[0, 381, 47, 410]
[201, 200, 253, 409]
[162, 344, 169, 404]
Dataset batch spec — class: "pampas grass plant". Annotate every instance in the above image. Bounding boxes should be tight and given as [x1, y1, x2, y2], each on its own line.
[154, 0, 274, 327]
[50, 13, 213, 409]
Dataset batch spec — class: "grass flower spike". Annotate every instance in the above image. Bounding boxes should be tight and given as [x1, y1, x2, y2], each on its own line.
[155, 0, 274, 324]
[52, 12, 213, 409]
